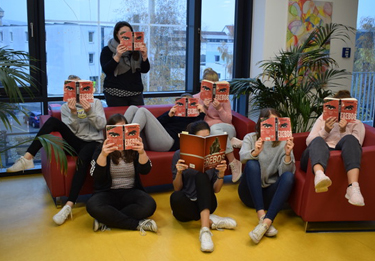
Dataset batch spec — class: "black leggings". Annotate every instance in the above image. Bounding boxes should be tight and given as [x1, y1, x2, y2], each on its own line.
[86, 188, 157, 230]
[28, 117, 100, 203]
[170, 172, 217, 222]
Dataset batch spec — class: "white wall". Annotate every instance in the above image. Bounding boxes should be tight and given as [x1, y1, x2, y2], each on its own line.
[251, 0, 359, 91]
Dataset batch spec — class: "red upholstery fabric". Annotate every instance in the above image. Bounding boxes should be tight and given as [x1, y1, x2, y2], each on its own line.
[289, 124, 375, 222]
[40, 104, 256, 200]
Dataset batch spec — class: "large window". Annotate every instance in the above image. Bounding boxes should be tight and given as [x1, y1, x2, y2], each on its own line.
[201, 0, 235, 81]
[0, 1, 44, 172]
[352, 0, 375, 126]
[44, 0, 187, 97]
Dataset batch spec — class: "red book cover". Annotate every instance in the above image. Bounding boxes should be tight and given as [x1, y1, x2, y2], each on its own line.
[174, 97, 199, 117]
[200, 80, 230, 103]
[323, 98, 357, 122]
[133, 32, 144, 51]
[63, 80, 77, 102]
[63, 80, 94, 103]
[124, 123, 140, 150]
[261, 117, 292, 141]
[120, 32, 144, 51]
[106, 124, 140, 150]
[106, 125, 125, 151]
[78, 81, 94, 103]
[179, 133, 228, 172]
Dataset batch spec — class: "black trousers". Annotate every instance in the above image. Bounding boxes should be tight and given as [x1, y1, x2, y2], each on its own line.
[28, 117, 100, 203]
[170, 172, 217, 222]
[86, 188, 157, 230]
[104, 93, 144, 106]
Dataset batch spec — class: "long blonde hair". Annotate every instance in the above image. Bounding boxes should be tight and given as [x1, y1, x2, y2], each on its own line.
[202, 68, 219, 81]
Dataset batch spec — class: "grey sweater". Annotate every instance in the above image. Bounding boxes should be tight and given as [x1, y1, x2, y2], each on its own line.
[239, 132, 295, 188]
[61, 99, 106, 142]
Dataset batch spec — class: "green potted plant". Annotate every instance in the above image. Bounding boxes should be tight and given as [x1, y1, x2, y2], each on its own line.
[0, 46, 74, 173]
[230, 23, 355, 133]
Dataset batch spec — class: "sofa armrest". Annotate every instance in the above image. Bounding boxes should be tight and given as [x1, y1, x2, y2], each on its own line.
[231, 111, 256, 139]
[292, 132, 308, 161]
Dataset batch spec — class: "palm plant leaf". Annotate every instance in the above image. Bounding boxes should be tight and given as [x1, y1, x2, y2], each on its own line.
[0, 46, 38, 102]
[229, 23, 353, 133]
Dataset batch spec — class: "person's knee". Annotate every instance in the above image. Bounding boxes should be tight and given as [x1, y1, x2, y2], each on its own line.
[282, 171, 295, 185]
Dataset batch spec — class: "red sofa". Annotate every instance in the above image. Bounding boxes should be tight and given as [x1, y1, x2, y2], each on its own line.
[40, 104, 256, 204]
[289, 124, 375, 224]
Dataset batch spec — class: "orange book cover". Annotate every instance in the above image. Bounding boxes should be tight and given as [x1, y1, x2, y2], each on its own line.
[120, 32, 144, 51]
[179, 132, 228, 172]
[200, 80, 230, 103]
[63, 80, 94, 103]
[106, 124, 140, 150]
[323, 98, 357, 122]
[261, 117, 292, 141]
[174, 97, 199, 117]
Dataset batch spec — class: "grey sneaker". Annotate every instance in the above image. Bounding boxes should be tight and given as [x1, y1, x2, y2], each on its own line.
[93, 219, 108, 232]
[210, 214, 237, 230]
[137, 219, 157, 235]
[345, 182, 365, 206]
[200, 227, 214, 253]
[6, 156, 34, 172]
[249, 223, 268, 244]
[52, 205, 72, 225]
[259, 215, 278, 237]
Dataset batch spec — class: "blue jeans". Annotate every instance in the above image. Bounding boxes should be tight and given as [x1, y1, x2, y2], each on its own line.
[238, 160, 294, 221]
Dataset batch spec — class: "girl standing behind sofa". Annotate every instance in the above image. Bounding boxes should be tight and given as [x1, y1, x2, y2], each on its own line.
[100, 21, 150, 106]
[170, 121, 237, 253]
[86, 113, 157, 234]
[238, 108, 295, 244]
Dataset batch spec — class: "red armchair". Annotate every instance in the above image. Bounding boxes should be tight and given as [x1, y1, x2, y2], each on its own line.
[289, 124, 375, 226]
[40, 104, 256, 205]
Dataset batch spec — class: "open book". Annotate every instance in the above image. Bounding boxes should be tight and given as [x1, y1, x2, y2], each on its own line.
[260, 117, 292, 141]
[179, 132, 228, 172]
[323, 97, 357, 122]
[120, 32, 144, 51]
[200, 80, 230, 103]
[174, 97, 199, 117]
[106, 124, 140, 150]
[63, 80, 94, 103]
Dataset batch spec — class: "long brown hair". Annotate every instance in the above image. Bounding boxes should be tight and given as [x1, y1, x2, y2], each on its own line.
[106, 113, 136, 164]
[256, 108, 282, 147]
[333, 90, 351, 99]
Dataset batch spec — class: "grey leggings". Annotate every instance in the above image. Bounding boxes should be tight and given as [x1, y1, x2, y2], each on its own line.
[124, 106, 174, 151]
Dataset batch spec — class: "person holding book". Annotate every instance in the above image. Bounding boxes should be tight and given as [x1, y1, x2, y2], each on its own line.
[7, 75, 106, 226]
[86, 113, 157, 234]
[195, 68, 243, 183]
[300, 90, 365, 206]
[101, 21, 150, 106]
[238, 108, 295, 244]
[124, 94, 206, 151]
[170, 120, 237, 253]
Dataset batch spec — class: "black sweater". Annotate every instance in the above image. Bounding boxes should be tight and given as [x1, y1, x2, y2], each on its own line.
[157, 111, 206, 151]
[100, 46, 150, 93]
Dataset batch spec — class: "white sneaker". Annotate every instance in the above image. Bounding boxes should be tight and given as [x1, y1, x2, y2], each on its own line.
[314, 172, 332, 193]
[6, 156, 34, 172]
[249, 223, 268, 244]
[210, 214, 237, 230]
[137, 219, 158, 235]
[53, 205, 72, 225]
[199, 227, 214, 252]
[259, 215, 278, 237]
[229, 159, 242, 183]
[93, 219, 108, 232]
[345, 182, 365, 206]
